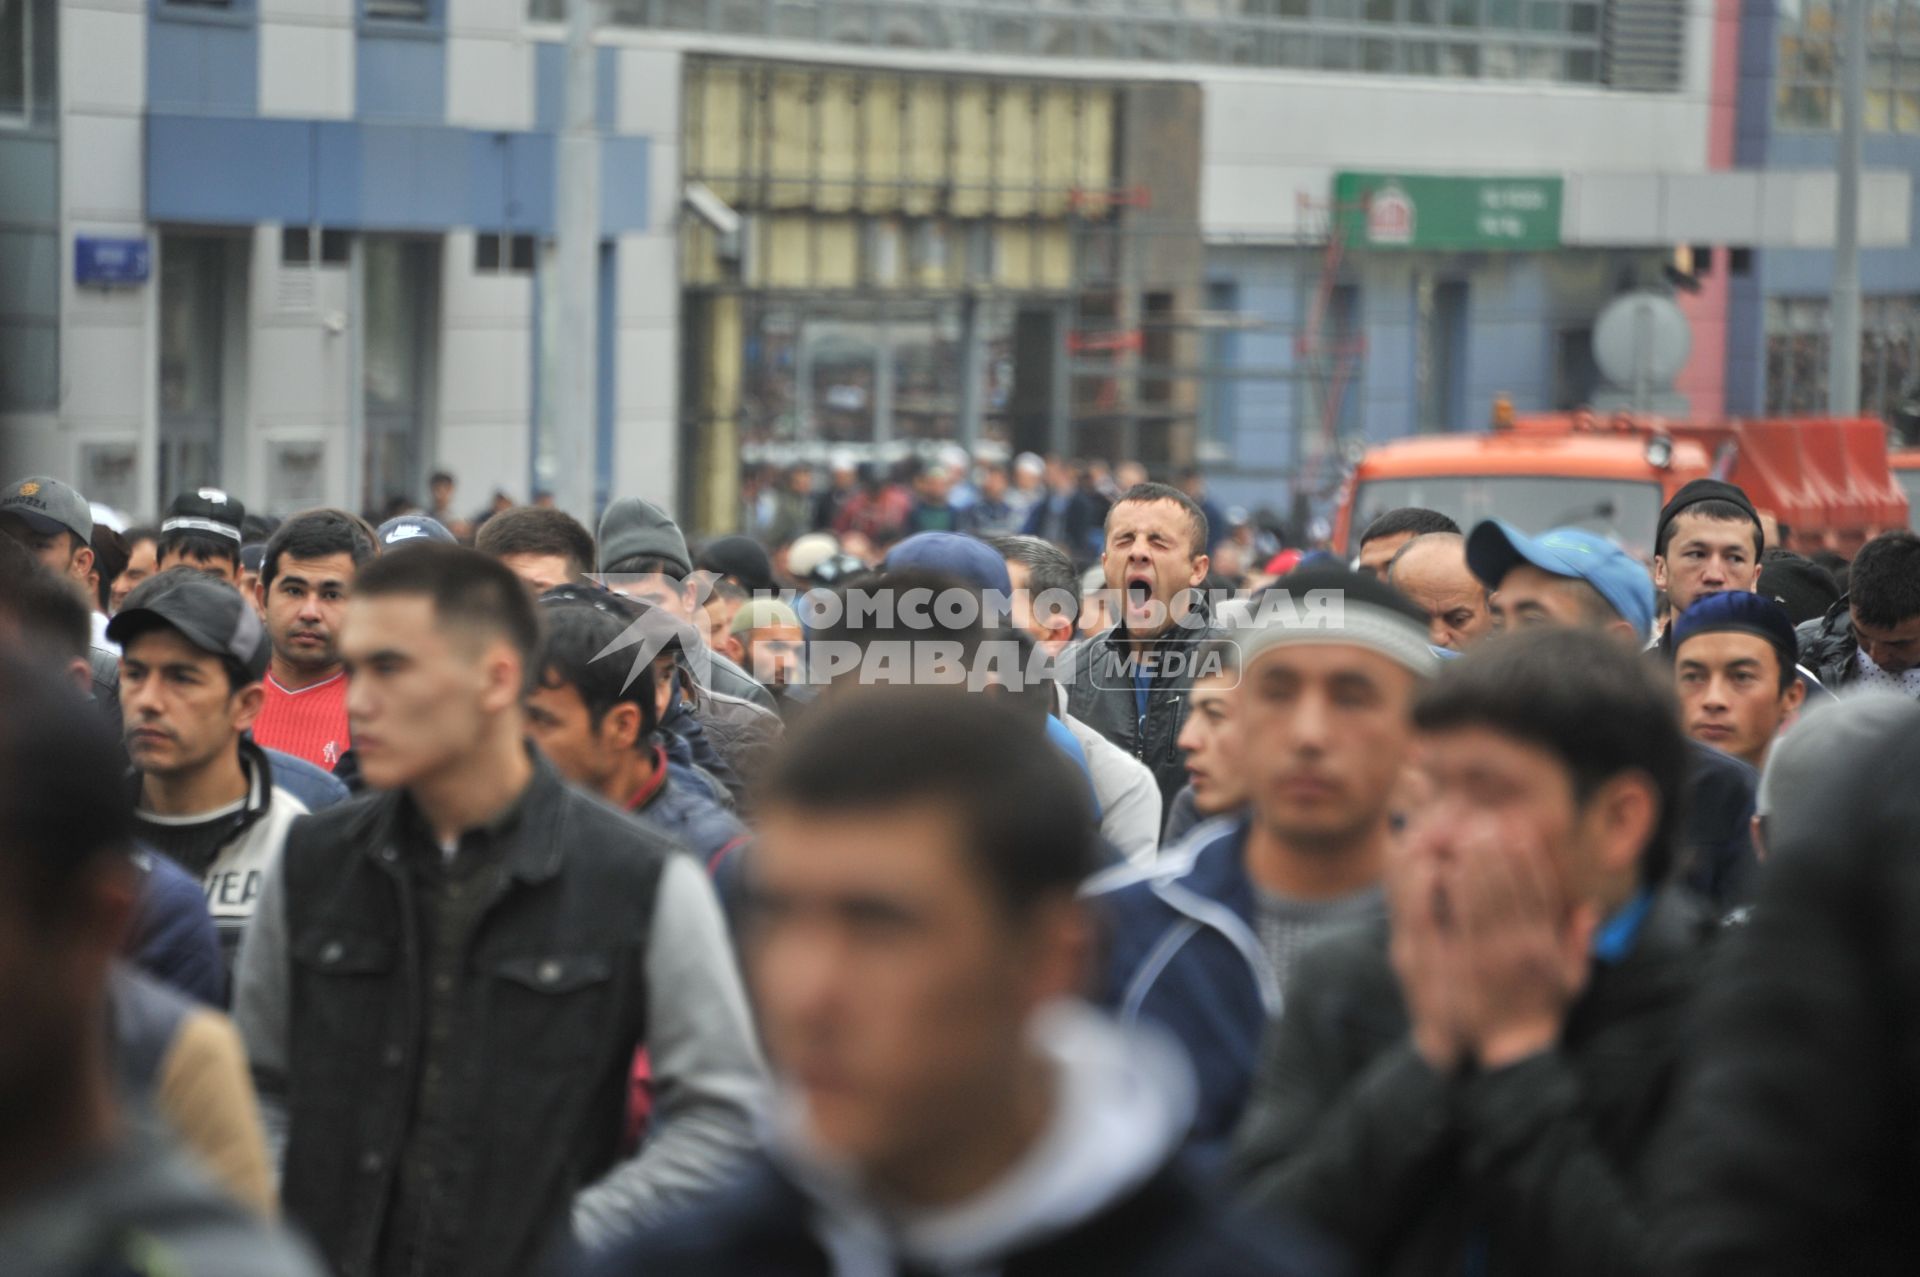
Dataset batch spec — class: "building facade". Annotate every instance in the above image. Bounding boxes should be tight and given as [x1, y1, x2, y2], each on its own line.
[0, 0, 1906, 528]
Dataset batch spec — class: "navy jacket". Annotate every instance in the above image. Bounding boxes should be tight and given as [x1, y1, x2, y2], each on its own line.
[127, 845, 227, 1006]
[629, 750, 749, 872]
[259, 745, 351, 811]
[1088, 816, 1274, 1165]
[1681, 739, 1758, 911]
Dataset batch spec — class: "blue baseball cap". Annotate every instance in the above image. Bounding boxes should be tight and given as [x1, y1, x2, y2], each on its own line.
[376, 514, 457, 548]
[1466, 519, 1656, 639]
[882, 532, 1013, 597]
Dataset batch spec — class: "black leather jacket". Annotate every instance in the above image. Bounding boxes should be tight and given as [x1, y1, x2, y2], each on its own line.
[1794, 599, 1858, 690]
[1062, 603, 1224, 805]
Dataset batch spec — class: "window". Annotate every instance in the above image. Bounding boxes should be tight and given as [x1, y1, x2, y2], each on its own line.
[474, 233, 537, 275]
[281, 227, 353, 267]
[1776, 0, 1920, 131]
[365, 0, 428, 19]
[1765, 295, 1920, 420]
[1, 0, 27, 123]
[1, 0, 50, 125]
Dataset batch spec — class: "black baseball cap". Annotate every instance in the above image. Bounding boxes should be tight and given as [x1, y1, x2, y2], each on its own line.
[1756, 551, 1841, 627]
[1657, 479, 1763, 554]
[1, 475, 93, 543]
[377, 514, 457, 548]
[107, 571, 269, 682]
[162, 488, 247, 544]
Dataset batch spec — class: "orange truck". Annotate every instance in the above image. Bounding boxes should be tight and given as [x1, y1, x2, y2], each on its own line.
[1332, 409, 1911, 560]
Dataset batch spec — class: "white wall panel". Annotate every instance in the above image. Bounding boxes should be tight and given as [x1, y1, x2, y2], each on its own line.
[60, 113, 143, 223]
[63, 6, 145, 114]
[616, 233, 676, 324]
[446, 36, 533, 130]
[259, 23, 355, 120]
[616, 46, 681, 137]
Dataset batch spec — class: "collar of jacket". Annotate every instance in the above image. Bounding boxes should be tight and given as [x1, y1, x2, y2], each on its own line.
[624, 744, 671, 814]
[127, 733, 278, 840]
[360, 748, 570, 885]
[1569, 888, 1707, 1027]
[1092, 598, 1218, 657]
[1108, 814, 1280, 1015]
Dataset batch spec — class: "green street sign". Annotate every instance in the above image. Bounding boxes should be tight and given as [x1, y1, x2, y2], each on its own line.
[1333, 172, 1563, 251]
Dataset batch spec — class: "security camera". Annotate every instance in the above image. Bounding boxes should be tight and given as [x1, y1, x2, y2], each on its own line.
[684, 182, 740, 239]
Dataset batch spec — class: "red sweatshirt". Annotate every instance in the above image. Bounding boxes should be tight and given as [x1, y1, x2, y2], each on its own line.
[254, 671, 350, 771]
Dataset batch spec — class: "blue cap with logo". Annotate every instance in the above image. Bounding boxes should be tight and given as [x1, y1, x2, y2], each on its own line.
[1466, 519, 1656, 639]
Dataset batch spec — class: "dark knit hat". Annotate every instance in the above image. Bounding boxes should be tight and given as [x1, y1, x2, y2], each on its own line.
[1657, 479, 1763, 555]
[696, 534, 775, 594]
[1756, 552, 1841, 627]
[1671, 591, 1799, 679]
[597, 498, 691, 576]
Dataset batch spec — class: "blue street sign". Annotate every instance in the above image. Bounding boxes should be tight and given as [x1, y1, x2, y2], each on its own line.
[75, 236, 151, 287]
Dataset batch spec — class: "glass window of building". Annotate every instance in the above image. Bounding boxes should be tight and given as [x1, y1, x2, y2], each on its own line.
[1777, 0, 1920, 130]
[1765, 295, 1920, 420]
[570, 0, 1637, 86]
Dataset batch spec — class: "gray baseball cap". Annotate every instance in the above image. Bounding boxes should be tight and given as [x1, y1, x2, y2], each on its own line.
[107, 571, 270, 682]
[1, 476, 93, 543]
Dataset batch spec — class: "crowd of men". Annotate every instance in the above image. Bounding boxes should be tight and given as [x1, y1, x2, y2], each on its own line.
[2, 455, 1919, 1277]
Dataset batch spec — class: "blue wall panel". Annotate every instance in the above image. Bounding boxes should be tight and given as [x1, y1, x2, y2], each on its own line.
[146, 116, 641, 236]
[148, 20, 258, 116]
[147, 116, 310, 223]
[358, 34, 446, 123]
[1726, 271, 1767, 415]
[601, 136, 650, 233]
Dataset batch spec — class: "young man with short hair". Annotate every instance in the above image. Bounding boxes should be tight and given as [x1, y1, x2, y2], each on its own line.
[1355, 506, 1460, 581]
[234, 545, 763, 1277]
[1, 474, 123, 705]
[1092, 567, 1437, 1160]
[1675, 592, 1806, 771]
[1797, 528, 1920, 695]
[579, 689, 1333, 1277]
[475, 505, 596, 595]
[1163, 636, 1250, 844]
[252, 510, 379, 771]
[596, 497, 782, 795]
[1231, 628, 1707, 1276]
[529, 594, 749, 871]
[111, 571, 310, 964]
[1, 473, 97, 592]
[157, 489, 247, 584]
[0, 651, 321, 1276]
[1652, 479, 1765, 656]
[1468, 518, 1762, 910]
[1062, 482, 1222, 805]
[112, 525, 161, 613]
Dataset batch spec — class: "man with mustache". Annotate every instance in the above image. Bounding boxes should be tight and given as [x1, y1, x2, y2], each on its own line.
[1089, 566, 1436, 1163]
[113, 569, 309, 965]
[252, 510, 379, 772]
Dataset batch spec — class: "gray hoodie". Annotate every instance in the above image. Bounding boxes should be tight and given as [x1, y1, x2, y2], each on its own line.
[763, 1001, 1198, 1277]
